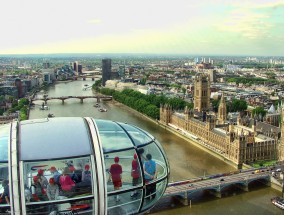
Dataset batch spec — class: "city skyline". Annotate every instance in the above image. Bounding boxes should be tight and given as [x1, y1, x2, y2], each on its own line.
[1, 0, 284, 56]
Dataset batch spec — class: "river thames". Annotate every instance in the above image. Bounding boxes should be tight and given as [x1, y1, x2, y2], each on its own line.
[29, 80, 282, 215]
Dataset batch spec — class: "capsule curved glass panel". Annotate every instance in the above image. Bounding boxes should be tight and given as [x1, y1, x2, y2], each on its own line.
[0, 118, 170, 215]
[0, 124, 11, 214]
[22, 156, 96, 214]
[0, 123, 10, 162]
[20, 118, 91, 160]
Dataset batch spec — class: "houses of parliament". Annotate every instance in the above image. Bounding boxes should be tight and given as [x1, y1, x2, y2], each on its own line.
[160, 73, 284, 168]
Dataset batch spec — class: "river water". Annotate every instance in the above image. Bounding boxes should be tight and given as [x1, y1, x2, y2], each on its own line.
[29, 80, 282, 215]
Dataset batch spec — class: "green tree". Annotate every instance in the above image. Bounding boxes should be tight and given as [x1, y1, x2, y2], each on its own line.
[228, 99, 247, 112]
[135, 99, 150, 113]
[19, 106, 28, 120]
[140, 77, 147, 85]
[18, 98, 29, 107]
[0, 95, 5, 103]
[211, 99, 220, 112]
[99, 87, 193, 120]
[265, 72, 276, 79]
[144, 104, 159, 119]
[252, 106, 267, 118]
[168, 97, 187, 110]
[92, 79, 102, 91]
[170, 83, 181, 90]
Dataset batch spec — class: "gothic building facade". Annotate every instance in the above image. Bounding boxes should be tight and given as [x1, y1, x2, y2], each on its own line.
[193, 73, 210, 112]
[160, 74, 281, 168]
[279, 108, 284, 161]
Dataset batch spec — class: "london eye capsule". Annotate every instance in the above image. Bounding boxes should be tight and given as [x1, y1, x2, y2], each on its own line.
[0, 117, 170, 215]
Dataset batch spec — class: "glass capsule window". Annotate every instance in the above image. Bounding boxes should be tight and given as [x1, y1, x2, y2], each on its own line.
[0, 118, 170, 215]
[0, 124, 9, 161]
[95, 120, 134, 152]
[104, 150, 143, 193]
[22, 156, 95, 214]
[0, 163, 10, 214]
[0, 124, 10, 214]
[117, 123, 154, 146]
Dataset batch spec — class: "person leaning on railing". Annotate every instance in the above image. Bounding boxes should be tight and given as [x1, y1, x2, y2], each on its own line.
[143, 153, 157, 200]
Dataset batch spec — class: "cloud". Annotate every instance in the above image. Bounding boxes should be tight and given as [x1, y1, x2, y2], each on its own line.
[230, 0, 284, 9]
[87, 19, 102, 24]
[215, 7, 274, 39]
[256, 0, 284, 9]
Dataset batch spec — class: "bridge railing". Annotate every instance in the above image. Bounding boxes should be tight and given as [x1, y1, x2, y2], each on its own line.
[167, 166, 272, 188]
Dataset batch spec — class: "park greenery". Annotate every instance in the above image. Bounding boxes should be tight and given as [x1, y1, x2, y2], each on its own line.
[92, 79, 102, 91]
[212, 98, 248, 113]
[6, 69, 33, 75]
[97, 87, 193, 120]
[0, 96, 30, 120]
[230, 62, 284, 69]
[252, 106, 267, 118]
[9, 97, 29, 120]
[265, 72, 276, 79]
[252, 160, 277, 168]
[224, 77, 278, 86]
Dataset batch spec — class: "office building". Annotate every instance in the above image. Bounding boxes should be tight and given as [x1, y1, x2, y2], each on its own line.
[102, 59, 112, 86]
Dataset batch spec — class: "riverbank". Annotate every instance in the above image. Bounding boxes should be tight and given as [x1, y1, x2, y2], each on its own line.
[54, 79, 73, 83]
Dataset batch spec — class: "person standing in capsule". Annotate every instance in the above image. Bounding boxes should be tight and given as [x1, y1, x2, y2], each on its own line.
[109, 156, 122, 202]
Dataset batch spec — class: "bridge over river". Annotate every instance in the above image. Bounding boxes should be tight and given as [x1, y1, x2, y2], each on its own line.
[158, 168, 273, 208]
[31, 95, 113, 104]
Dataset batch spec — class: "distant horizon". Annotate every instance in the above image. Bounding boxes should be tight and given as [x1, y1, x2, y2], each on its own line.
[0, 52, 283, 58]
[1, 0, 284, 57]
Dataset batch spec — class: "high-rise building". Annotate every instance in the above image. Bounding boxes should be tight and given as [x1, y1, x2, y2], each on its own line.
[102, 58, 112, 86]
[73, 61, 78, 74]
[118, 66, 125, 79]
[194, 57, 199, 64]
[78, 64, 82, 74]
[208, 70, 217, 83]
[15, 78, 23, 98]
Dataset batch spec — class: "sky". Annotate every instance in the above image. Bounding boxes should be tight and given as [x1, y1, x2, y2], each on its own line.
[0, 0, 284, 56]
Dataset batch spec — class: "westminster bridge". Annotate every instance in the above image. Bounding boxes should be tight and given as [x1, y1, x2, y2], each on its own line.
[31, 95, 112, 104]
[148, 166, 280, 213]
[103, 167, 275, 213]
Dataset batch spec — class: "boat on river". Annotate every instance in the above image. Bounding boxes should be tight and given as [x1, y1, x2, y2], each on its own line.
[271, 196, 284, 210]
[82, 84, 91, 91]
[39, 105, 49, 110]
[98, 108, 107, 112]
[47, 113, 55, 118]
